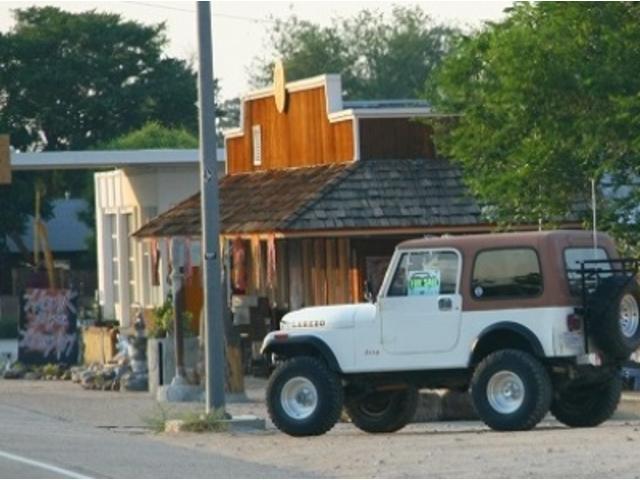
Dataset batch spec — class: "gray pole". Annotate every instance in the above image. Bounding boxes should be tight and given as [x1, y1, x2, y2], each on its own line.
[197, 1, 226, 413]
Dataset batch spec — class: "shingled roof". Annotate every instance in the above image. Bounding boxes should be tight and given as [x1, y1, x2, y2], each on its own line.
[133, 159, 482, 238]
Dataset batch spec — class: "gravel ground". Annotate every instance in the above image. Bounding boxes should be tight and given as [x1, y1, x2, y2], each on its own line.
[3, 378, 640, 478]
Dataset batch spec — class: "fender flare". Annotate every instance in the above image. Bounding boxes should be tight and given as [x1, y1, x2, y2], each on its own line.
[469, 322, 545, 367]
[262, 334, 342, 373]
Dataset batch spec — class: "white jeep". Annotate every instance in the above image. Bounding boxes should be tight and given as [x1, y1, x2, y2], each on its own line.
[262, 230, 640, 436]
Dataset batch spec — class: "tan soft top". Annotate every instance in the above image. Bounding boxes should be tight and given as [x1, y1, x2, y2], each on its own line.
[396, 230, 618, 311]
[398, 230, 614, 252]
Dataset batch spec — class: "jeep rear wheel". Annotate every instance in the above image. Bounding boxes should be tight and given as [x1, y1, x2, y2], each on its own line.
[471, 349, 551, 431]
[589, 277, 640, 358]
[267, 356, 343, 436]
[551, 374, 622, 427]
[345, 386, 418, 433]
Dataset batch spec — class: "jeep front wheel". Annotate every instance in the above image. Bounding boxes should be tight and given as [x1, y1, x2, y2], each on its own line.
[551, 374, 622, 427]
[345, 386, 419, 433]
[266, 356, 343, 436]
[471, 349, 552, 431]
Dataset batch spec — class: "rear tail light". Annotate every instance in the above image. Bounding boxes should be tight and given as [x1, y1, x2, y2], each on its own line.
[566, 313, 582, 332]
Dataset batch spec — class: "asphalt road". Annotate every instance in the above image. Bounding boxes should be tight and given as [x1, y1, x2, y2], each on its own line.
[0, 403, 311, 479]
[3, 379, 640, 478]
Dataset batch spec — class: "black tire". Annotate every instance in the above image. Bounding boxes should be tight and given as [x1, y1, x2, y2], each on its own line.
[345, 386, 419, 433]
[471, 349, 552, 431]
[266, 356, 343, 436]
[551, 374, 622, 427]
[588, 277, 640, 359]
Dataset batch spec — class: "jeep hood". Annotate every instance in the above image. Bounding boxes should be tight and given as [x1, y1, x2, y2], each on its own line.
[280, 303, 375, 330]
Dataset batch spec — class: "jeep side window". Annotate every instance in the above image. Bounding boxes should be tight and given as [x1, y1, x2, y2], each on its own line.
[472, 248, 542, 299]
[564, 247, 610, 296]
[387, 251, 458, 297]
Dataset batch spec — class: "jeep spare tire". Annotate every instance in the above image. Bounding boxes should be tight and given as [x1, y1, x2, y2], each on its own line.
[345, 386, 419, 433]
[588, 276, 640, 358]
[266, 356, 343, 436]
[471, 349, 551, 431]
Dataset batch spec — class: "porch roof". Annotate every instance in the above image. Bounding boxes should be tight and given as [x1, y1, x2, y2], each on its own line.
[133, 158, 482, 238]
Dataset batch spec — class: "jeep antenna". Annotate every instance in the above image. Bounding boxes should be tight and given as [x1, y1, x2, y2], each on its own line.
[591, 177, 598, 251]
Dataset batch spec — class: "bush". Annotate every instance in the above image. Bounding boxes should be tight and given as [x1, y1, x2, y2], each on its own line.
[147, 295, 194, 338]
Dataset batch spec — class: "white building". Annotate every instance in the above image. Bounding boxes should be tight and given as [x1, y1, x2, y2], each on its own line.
[12, 148, 225, 327]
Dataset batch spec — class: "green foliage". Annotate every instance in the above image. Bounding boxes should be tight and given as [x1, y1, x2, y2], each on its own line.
[141, 403, 174, 433]
[0, 6, 216, 247]
[98, 122, 198, 150]
[217, 98, 241, 146]
[251, 5, 459, 100]
[428, 2, 640, 248]
[0, 6, 198, 151]
[141, 405, 228, 434]
[147, 294, 194, 338]
[179, 409, 228, 433]
[41, 363, 61, 377]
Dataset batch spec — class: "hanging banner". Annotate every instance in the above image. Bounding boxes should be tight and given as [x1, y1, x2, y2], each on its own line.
[18, 289, 79, 365]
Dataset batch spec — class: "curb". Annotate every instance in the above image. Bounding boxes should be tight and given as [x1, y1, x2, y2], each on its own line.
[616, 393, 640, 420]
[165, 415, 266, 433]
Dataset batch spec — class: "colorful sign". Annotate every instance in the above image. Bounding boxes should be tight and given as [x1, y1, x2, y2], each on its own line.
[408, 270, 441, 296]
[18, 289, 79, 365]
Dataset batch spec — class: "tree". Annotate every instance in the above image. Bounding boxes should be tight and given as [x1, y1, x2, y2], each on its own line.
[98, 122, 198, 150]
[0, 7, 223, 264]
[217, 97, 240, 146]
[0, 6, 199, 151]
[251, 6, 459, 100]
[428, 2, 640, 250]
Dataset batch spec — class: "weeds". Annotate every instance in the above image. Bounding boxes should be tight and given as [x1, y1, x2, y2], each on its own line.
[141, 404, 228, 434]
[141, 403, 174, 433]
[179, 409, 229, 433]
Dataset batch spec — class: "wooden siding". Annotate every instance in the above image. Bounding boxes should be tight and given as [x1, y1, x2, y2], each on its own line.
[359, 118, 435, 160]
[284, 237, 354, 308]
[184, 266, 203, 333]
[226, 87, 354, 173]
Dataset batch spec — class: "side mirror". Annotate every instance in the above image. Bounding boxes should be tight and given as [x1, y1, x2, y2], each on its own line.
[363, 280, 375, 303]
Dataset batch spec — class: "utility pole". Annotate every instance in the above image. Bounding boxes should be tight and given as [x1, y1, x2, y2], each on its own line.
[197, 1, 226, 413]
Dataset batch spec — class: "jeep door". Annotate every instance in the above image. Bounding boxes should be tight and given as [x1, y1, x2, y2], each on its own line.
[379, 249, 462, 354]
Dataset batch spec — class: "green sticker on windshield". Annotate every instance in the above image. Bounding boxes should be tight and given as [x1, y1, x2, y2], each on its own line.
[408, 270, 441, 296]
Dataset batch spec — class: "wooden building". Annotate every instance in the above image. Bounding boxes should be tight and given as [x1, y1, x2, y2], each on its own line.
[134, 73, 489, 321]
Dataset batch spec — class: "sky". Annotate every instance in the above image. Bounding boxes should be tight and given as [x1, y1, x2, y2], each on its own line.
[0, 1, 512, 100]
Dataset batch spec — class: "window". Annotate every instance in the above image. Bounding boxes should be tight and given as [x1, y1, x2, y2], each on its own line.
[125, 214, 137, 303]
[252, 125, 262, 166]
[387, 250, 458, 297]
[472, 248, 542, 299]
[108, 214, 119, 304]
[564, 247, 610, 296]
[140, 208, 158, 306]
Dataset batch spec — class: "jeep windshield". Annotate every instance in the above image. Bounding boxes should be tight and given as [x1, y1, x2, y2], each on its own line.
[564, 247, 611, 296]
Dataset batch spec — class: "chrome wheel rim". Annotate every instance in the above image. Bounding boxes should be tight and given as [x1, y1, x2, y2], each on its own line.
[486, 370, 525, 414]
[620, 294, 639, 338]
[280, 376, 318, 420]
